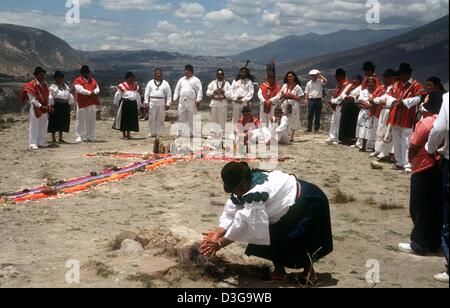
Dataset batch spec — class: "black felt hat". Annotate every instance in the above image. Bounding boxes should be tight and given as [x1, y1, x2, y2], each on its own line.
[398, 63, 413, 74]
[80, 65, 91, 74]
[53, 71, 65, 79]
[33, 66, 46, 76]
[382, 69, 396, 77]
[221, 162, 251, 193]
[124, 72, 135, 79]
[335, 68, 346, 77]
[362, 61, 376, 71]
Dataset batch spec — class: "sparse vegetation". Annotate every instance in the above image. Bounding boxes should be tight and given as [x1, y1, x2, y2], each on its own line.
[332, 189, 356, 204]
[379, 201, 404, 211]
[365, 197, 377, 206]
[93, 261, 114, 278]
[127, 273, 155, 288]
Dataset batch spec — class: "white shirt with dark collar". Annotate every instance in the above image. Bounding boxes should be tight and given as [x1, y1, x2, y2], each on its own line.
[219, 171, 297, 245]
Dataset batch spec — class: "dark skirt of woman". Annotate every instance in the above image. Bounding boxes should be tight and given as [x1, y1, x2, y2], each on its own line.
[48, 99, 70, 133]
[245, 180, 333, 269]
[410, 164, 443, 255]
[113, 99, 139, 132]
[338, 99, 360, 145]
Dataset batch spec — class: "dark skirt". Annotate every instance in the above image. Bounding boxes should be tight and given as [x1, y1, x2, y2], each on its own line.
[410, 165, 443, 255]
[114, 99, 139, 132]
[245, 180, 333, 269]
[48, 100, 70, 133]
[339, 99, 360, 145]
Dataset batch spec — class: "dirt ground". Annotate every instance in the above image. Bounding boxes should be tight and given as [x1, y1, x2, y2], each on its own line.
[0, 111, 447, 288]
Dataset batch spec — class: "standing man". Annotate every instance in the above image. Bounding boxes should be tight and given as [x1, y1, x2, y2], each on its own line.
[20, 66, 50, 150]
[230, 66, 255, 125]
[257, 61, 282, 127]
[73, 65, 100, 143]
[206, 68, 232, 138]
[327, 68, 349, 144]
[385, 63, 424, 173]
[173, 65, 202, 137]
[144, 68, 172, 138]
[304, 69, 327, 133]
[112, 72, 142, 140]
[372, 69, 396, 160]
[426, 92, 449, 283]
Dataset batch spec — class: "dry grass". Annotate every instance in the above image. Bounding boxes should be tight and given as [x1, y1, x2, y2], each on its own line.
[365, 197, 378, 206]
[127, 273, 155, 288]
[332, 189, 356, 204]
[379, 200, 405, 211]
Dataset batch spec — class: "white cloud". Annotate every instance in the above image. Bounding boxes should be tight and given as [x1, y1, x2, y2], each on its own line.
[77, 0, 92, 6]
[0, 0, 448, 56]
[100, 0, 172, 12]
[203, 9, 236, 22]
[174, 2, 205, 19]
[157, 20, 178, 33]
[262, 10, 280, 26]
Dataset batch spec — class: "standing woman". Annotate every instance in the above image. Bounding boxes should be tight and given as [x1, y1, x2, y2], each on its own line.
[270, 71, 304, 143]
[48, 71, 75, 144]
[421, 77, 446, 116]
[113, 72, 142, 140]
[338, 75, 363, 145]
[200, 162, 333, 283]
[356, 77, 378, 152]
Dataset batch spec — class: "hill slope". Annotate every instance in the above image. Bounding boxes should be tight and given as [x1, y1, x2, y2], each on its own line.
[0, 24, 87, 77]
[233, 28, 410, 64]
[279, 15, 449, 85]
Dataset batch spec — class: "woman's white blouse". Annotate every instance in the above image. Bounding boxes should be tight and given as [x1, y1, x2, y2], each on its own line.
[219, 171, 298, 245]
[270, 84, 304, 105]
[48, 83, 75, 105]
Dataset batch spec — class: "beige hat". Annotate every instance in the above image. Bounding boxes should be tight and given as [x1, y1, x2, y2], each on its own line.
[309, 69, 321, 75]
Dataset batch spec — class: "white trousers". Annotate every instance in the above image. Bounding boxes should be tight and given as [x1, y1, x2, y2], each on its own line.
[178, 103, 197, 136]
[260, 104, 275, 127]
[149, 105, 166, 137]
[29, 108, 48, 147]
[375, 109, 394, 156]
[232, 103, 244, 125]
[210, 105, 227, 133]
[329, 106, 341, 140]
[392, 126, 413, 168]
[76, 105, 97, 141]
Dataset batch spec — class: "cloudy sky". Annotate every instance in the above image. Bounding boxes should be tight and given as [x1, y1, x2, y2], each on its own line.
[0, 0, 448, 55]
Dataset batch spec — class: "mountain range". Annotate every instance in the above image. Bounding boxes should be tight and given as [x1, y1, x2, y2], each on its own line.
[0, 16, 448, 88]
[233, 28, 410, 64]
[277, 15, 449, 86]
[0, 24, 86, 77]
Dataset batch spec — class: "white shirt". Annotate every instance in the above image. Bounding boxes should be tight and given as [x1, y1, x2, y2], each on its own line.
[206, 80, 232, 108]
[305, 80, 326, 99]
[270, 84, 304, 105]
[49, 83, 75, 106]
[269, 115, 291, 144]
[113, 83, 142, 106]
[173, 76, 203, 105]
[346, 85, 362, 101]
[373, 84, 394, 107]
[144, 79, 172, 107]
[427, 92, 449, 159]
[74, 78, 100, 96]
[219, 171, 297, 245]
[358, 89, 373, 106]
[385, 78, 422, 109]
[230, 79, 254, 104]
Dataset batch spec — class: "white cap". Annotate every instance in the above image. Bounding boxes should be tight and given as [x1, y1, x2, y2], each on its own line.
[309, 69, 321, 75]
